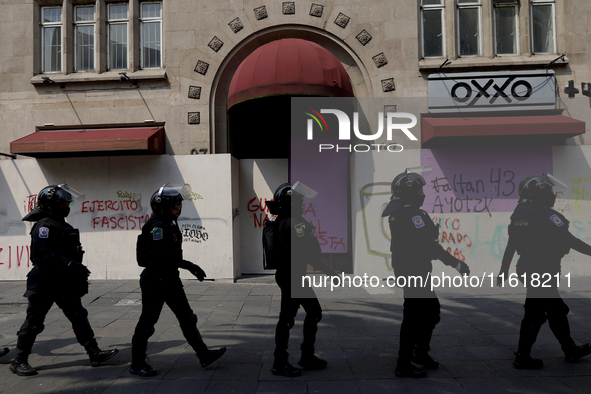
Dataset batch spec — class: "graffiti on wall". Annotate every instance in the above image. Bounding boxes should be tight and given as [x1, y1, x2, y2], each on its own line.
[180, 223, 209, 243]
[247, 197, 273, 228]
[0, 246, 30, 268]
[303, 203, 347, 252]
[81, 199, 150, 230]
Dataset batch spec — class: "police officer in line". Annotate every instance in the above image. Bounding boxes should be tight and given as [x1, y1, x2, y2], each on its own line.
[498, 174, 591, 369]
[266, 182, 338, 377]
[11, 184, 118, 376]
[130, 183, 226, 377]
[382, 168, 470, 378]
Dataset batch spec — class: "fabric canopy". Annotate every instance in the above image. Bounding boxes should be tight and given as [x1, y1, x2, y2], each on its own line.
[228, 38, 354, 108]
[10, 126, 164, 157]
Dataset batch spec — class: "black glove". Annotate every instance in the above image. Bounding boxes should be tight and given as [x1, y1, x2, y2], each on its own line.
[68, 261, 91, 277]
[454, 261, 470, 276]
[188, 263, 206, 281]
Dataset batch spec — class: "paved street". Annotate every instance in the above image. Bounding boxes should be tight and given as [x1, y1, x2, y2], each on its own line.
[0, 277, 591, 393]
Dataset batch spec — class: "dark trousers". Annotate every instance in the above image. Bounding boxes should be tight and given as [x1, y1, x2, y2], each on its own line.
[398, 296, 441, 359]
[518, 286, 575, 356]
[16, 293, 95, 360]
[131, 273, 207, 362]
[274, 284, 322, 358]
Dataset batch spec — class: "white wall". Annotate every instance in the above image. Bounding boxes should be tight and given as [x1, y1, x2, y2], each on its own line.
[0, 155, 237, 281]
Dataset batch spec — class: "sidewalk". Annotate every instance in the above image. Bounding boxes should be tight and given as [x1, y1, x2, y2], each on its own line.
[0, 278, 590, 394]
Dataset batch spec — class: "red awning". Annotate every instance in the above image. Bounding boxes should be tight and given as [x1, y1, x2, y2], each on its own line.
[228, 38, 354, 109]
[422, 115, 585, 147]
[10, 126, 164, 158]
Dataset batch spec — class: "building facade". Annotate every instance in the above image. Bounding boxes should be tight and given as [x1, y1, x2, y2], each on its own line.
[1, 0, 591, 283]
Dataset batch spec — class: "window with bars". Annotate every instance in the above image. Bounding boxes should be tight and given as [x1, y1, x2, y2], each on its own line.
[75, 6, 95, 71]
[108, 4, 129, 70]
[421, 0, 445, 58]
[140, 2, 162, 69]
[42, 7, 62, 72]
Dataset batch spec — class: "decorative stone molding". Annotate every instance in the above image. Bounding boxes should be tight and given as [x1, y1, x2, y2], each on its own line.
[188, 86, 202, 99]
[381, 78, 395, 92]
[208, 36, 224, 53]
[356, 30, 372, 46]
[254, 6, 268, 20]
[188, 112, 201, 125]
[372, 52, 387, 68]
[310, 4, 324, 18]
[194, 61, 209, 75]
[282, 2, 295, 15]
[334, 13, 350, 29]
[229, 17, 244, 33]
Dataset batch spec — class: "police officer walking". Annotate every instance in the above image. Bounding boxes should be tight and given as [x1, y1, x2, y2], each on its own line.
[266, 182, 338, 377]
[382, 168, 470, 378]
[498, 174, 591, 369]
[11, 184, 118, 376]
[130, 183, 226, 377]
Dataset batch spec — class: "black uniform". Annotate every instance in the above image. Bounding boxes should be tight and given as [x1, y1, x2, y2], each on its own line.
[16, 216, 95, 361]
[383, 200, 463, 361]
[500, 202, 591, 358]
[274, 214, 335, 360]
[131, 214, 209, 362]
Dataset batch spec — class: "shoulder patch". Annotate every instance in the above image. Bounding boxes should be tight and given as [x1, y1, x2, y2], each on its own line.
[295, 224, 305, 237]
[39, 227, 49, 238]
[412, 216, 425, 228]
[151, 227, 163, 240]
[550, 214, 564, 227]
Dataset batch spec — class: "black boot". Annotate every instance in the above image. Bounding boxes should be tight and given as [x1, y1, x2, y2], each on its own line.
[0, 348, 8, 358]
[197, 347, 226, 368]
[412, 346, 439, 369]
[564, 343, 591, 363]
[513, 352, 543, 369]
[298, 346, 327, 370]
[86, 342, 119, 367]
[395, 357, 426, 378]
[130, 358, 158, 377]
[9, 356, 37, 376]
[272, 353, 302, 377]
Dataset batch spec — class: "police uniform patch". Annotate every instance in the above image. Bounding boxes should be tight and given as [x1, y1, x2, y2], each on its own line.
[412, 216, 425, 228]
[151, 227, 163, 240]
[39, 227, 49, 238]
[295, 224, 305, 237]
[550, 214, 564, 227]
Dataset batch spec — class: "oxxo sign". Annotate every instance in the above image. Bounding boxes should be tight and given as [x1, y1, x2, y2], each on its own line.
[428, 70, 556, 113]
[305, 109, 418, 153]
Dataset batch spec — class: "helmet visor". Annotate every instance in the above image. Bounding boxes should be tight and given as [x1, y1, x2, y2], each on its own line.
[158, 183, 193, 200]
[543, 174, 568, 193]
[292, 181, 318, 199]
[56, 183, 85, 202]
[406, 165, 432, 179]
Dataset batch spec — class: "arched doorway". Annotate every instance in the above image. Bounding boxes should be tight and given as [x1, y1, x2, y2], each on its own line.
[226, 37, 356, 275]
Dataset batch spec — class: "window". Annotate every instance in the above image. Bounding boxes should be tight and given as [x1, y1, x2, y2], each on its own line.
[75, 6, 95, 71]
[493, 0, 519, 55]
[140, 2, 162, 68]
[108, 4, 129, 70]
[531, 0, 555, 54]
[421, 0, 445, 58]
[42, 7, 62, 72]
[457, 0, 482, 56]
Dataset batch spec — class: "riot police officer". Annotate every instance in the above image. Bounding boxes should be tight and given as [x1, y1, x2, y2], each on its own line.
[266, 182, 338, 377]
[382, 169, 470, 378]
[130, 183, 226, 377]
[11, 184, 118, 376]
[498, 174, 591, 369]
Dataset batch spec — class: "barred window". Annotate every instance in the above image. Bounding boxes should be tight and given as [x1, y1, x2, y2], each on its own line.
[140, 2, 162, 69]
[75, 6, 95, 71]
[108, 4, 129, 70]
